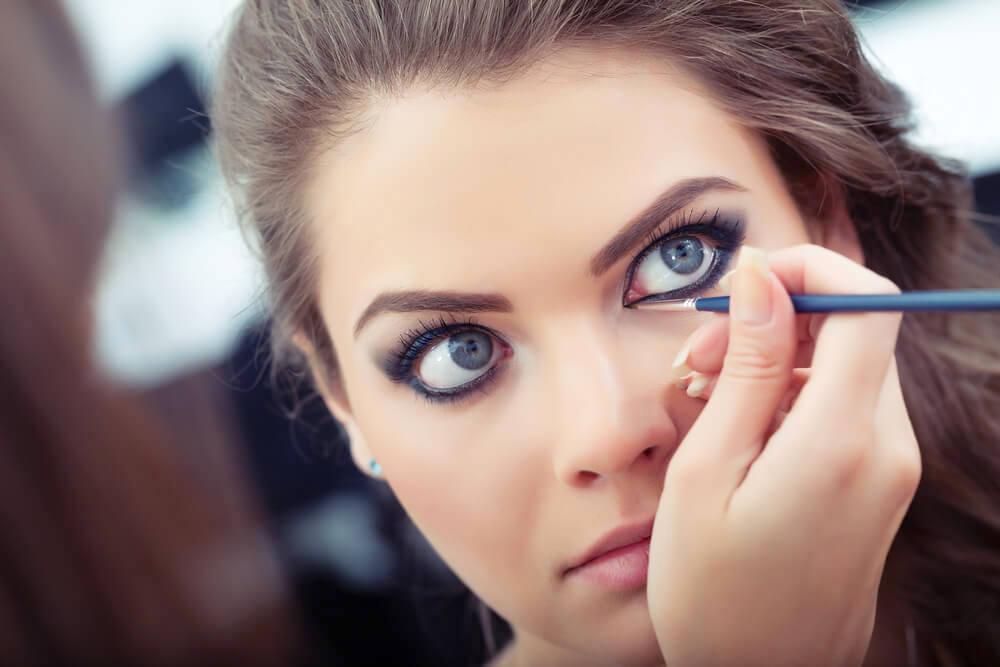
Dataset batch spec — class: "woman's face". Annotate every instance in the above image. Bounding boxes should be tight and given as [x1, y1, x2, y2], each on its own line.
[306, 48, 814, 663]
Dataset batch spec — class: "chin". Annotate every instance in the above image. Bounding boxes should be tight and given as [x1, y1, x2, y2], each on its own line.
[588, 626, 663, 666]
[559, 596, 665, 666]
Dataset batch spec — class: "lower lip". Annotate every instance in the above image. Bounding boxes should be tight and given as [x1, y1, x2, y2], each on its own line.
[566, 538, 650, 591]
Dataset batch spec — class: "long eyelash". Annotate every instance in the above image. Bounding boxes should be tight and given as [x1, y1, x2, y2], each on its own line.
[624, 208, 747, 304]
[381, 314, 482, 382]
[639, 208, 743, 251]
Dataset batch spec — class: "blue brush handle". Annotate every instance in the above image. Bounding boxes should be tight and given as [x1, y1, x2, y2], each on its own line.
[694, 290, 1000, 313]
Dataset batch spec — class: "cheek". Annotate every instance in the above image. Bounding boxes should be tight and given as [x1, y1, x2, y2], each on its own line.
[618, 310, 717, 428]
[354, 394, 552, 619]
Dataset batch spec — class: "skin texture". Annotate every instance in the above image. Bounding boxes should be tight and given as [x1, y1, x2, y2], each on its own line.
[302, 48, 918, 665]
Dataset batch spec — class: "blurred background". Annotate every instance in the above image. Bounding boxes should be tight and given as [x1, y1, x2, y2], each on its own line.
[60, 0, 1000, 663]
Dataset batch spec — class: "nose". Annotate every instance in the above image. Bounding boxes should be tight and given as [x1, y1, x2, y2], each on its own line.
[546, 321, 679, 488]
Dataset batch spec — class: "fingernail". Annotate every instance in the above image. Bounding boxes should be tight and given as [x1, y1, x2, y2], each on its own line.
[686, 373, 711, 398]
[675, 371, 695, 390]
[718, 269, 735, 292]
[732, 246, 772, 325]
[671, 338, 693, 378]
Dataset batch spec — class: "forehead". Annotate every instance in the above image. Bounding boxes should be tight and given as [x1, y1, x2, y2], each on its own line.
[306, 48, 765, 325]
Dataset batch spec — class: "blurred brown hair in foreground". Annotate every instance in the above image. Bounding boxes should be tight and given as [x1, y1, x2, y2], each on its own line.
[0, 1, 302, 665]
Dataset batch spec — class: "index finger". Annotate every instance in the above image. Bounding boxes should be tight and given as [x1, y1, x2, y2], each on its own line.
[763, 244, 902, 418]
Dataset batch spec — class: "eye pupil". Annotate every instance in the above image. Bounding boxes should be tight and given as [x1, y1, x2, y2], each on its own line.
[448, 331, 493, 370]
[660, 236, 704, 274]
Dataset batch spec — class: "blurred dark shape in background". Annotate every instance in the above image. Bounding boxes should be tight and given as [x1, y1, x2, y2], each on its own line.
[118, 60, 208, 207]
[975, 173, 1000, 244]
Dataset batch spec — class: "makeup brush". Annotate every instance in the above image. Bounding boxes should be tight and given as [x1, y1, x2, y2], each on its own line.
[629, 289, 1000, 313]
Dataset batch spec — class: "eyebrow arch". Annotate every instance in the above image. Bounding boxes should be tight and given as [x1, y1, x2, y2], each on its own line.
[354, 290, 513, 337]
[588, 176, 747, 277]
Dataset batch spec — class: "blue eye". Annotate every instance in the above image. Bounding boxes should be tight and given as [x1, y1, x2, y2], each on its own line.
[660, 237, 706, 274]
[381, 318, 509, 405]
[632, 235, 716, 295]
[623, 211, 745, 306]
[418, 330, 502, 390]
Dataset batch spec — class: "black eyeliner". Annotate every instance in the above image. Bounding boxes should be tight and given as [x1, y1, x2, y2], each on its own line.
[382, 208, 747, 404]
[379, 315, 507, 404]
[379, 315, 482, 382]
[621, 209, 746, 306]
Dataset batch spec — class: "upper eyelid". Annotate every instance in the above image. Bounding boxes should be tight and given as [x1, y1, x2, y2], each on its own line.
[398, 315, 485, 349]
[639, 215, 688, 249]
[384, 319, 500, 377]
[638, 208, 725, 249]
[624, 214, 727, 280]
[622, 214, 745, 306]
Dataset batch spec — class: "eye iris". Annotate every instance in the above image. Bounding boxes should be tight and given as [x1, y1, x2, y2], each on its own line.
[659, 236, 704, 274]
[448, 331, 493, 370]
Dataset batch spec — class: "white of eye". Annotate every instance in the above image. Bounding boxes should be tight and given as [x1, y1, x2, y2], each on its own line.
[417, 330, 503, 390]
[634, 236, 715, 295]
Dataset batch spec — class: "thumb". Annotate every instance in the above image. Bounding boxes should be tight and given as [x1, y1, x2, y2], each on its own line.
[683, 246, 797, 487]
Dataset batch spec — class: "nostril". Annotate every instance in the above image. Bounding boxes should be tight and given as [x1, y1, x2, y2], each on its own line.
[642, 446, 657, 460]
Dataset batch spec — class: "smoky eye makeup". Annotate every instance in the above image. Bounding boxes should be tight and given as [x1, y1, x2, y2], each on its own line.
[621, 208, 746, 307]
[377, 315, 513, 406]
[378, 208, 747, 404]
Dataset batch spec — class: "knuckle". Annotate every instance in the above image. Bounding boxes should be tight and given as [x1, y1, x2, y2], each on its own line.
[872, 276, 901, 296]
[829, 448, 868, 491]
[798, 243, 835, 264]
[793, 245, 901, 296]
[800, 243, 827, 256]
[723, 341, 788, 382]
[885, 446, 922, 508]
[824, 427, 873, 490]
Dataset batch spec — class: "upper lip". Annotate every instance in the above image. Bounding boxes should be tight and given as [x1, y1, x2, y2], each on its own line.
[562, 517, 655, 575]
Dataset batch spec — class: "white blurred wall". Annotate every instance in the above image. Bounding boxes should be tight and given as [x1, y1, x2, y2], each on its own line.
[854, 0, 1000, 175]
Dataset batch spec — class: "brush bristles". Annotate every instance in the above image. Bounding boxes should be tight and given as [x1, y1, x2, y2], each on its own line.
[629, 298, 697, 312]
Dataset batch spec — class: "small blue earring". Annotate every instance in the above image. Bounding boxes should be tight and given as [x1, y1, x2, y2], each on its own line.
[368, 459, 383, 477]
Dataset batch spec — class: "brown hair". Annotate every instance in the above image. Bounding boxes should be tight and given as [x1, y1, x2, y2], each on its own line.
[212, 1, 1000, 663]
[0, 1, 301, 664]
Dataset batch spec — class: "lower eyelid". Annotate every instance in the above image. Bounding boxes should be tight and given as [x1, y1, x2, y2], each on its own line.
[414, 358, 506, 405]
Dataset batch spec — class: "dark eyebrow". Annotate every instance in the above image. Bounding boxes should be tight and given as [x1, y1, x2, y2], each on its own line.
[354, 291, 512, 337]
[589, 176, 747, 277]
[354, 176, 745, 337]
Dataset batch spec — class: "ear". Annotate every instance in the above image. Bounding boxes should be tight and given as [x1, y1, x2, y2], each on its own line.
[807, 174, 865, 265]
[292, 332, 381, 479]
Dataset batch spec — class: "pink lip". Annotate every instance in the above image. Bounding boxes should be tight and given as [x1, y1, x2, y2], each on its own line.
[563, 518, 654, 591]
